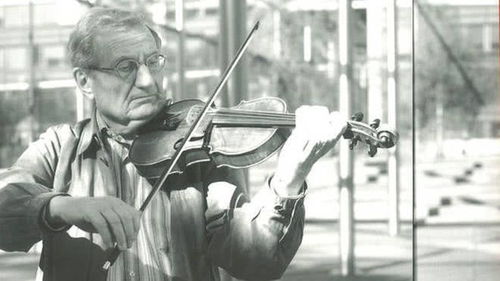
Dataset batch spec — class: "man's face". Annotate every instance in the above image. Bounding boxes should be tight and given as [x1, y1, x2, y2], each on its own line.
[88, 26, 166, 131]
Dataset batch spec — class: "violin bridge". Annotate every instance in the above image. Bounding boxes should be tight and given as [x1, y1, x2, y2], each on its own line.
[201, 123, 215, 151]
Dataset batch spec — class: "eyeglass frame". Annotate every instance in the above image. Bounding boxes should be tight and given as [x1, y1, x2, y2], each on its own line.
[84, 53, 167, 80]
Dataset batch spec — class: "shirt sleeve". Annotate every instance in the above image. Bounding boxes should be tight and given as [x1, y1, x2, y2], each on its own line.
[0, 125, 72, 252]
[204, 166, 306, 280]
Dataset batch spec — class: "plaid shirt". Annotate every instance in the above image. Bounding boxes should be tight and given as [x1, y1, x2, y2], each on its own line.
[0, 111, 305, 281]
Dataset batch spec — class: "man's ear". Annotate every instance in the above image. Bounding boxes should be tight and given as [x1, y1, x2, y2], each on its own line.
[73, 68, 94, 100]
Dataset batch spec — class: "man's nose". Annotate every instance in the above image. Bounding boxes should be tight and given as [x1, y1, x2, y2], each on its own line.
[134, 64, 156, 91]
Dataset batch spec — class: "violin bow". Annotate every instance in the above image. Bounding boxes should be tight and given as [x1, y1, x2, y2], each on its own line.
[102, 21, 260, 270]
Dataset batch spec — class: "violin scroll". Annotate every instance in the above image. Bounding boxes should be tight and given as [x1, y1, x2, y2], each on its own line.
[343, 112, 398, 157]
[376, 125, 399, 148]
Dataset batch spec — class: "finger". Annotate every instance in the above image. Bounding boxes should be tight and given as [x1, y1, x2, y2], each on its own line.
[313, 123, 344, 159]
[90, 213, 113, 249]
[296, 106, 329, 130]
[113, 206, 139, 248]
[295, 106, 329, 148]
[315, 139, 335, 158]
[329, 111, 348, 139]
[109, 197, 142, 236]
[312, 112, 346, 157]
[313, 107, 332, 141]
[101, 209, 128, 250]
[306, 106, 330, 141]
[130, 209, 141, 238]
[295, 106, 310, 132]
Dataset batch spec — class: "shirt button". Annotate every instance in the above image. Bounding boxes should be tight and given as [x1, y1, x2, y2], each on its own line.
[129, 271, 136, 279]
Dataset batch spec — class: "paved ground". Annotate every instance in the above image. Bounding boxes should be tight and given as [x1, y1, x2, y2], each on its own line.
[278, 152, 500, 281]
[1, 150, 499, 281]
[416, 225, 500, 281]
[0, 252, 39, 281]
[282, 222, 413, 281]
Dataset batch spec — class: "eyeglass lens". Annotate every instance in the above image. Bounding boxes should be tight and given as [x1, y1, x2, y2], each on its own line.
[115, 54, 165, 78]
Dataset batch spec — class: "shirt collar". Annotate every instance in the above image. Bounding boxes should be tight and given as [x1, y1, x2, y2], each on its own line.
[76, 108, 106, 157]
[96, 112, 134, 148]
[76, 100, 170, 156]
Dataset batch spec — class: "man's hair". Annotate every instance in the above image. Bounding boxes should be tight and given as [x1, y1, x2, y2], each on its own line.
[67, 7, 162, 68]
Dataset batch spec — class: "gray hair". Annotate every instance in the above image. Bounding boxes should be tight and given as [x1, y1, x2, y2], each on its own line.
[67, 7, 162, 68]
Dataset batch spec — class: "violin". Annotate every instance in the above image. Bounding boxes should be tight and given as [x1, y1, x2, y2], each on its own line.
[129, 97, 398, 180]
[102, 20, 398, 271]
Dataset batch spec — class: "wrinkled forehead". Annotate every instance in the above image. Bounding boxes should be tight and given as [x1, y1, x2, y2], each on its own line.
[93, 25, 159, 66]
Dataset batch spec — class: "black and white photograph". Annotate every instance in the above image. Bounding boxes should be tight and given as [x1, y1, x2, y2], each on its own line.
[0, 0, 497, 281]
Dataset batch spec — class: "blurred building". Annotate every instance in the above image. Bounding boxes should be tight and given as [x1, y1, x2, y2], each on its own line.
[0, 0, 85, 166]
[415, 0, 499, 138]
[0, 0, 498, 166]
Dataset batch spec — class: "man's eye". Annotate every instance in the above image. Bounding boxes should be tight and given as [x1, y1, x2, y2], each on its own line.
[148, 60, 159, 68]
[147, 55, 165, 70]
[116, 61, 137, 73]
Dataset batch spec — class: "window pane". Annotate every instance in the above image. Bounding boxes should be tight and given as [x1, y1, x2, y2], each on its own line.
[5, 47, 27, 70]
[4, 6, 28, 27]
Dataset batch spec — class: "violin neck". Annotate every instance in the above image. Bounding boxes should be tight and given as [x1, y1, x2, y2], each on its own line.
[211, 109, 296, 128]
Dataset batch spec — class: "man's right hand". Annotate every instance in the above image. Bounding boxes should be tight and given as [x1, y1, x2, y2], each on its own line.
[47, 196, 141, 250]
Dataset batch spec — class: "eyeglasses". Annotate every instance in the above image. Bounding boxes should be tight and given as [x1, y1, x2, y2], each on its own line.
[86, 53, 166, 79]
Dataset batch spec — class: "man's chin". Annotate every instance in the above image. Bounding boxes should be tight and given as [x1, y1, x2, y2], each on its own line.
[130, 100, 165, 119]
[126, 104, 165, 129]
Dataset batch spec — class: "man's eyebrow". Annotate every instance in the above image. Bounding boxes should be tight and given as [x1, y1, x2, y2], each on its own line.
[146, 50, 161, 58]
[111, 51, 161, 66]
[110, 55, 135, 66]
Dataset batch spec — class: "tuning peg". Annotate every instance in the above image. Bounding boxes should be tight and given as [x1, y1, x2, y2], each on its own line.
[370, 119, 380, 129]
[368, 144, 378, 157]
[343, 123, 354, 139]
[351, 112, 364, 122]
[349, 135, 361, 150]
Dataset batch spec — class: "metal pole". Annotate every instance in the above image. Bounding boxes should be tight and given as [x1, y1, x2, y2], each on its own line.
[219, 0, 229, 106]
[303, 24, 311, 63]
[273, 10, 281, 58]
[327, 41, 336, 79]
[216, 18, 233, 271]
[175, 0, 185, 99]
[482, 24, 492, 53]
[412, 5, 418, 281]
[386, 0, 400, 236]
[273, 10, 281, 98]
[227, 0, 247, 104]
[366, 1, 385, 122]
[27, 0, 36, 142]
[301, 16, 311, 105]
[338, 0, 355, 276]
[436, 84, 444, 159]
[218, 6, 249, 281]
[227, 0, 250, 193]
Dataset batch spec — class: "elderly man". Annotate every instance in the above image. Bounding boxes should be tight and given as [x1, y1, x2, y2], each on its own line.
[0, 8, 346, 281]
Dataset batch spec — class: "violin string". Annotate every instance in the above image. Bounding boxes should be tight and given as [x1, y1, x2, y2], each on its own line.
[207, 111, 378, 140]
[209, 113, 294, 120]
[204, 109, 379, 139]
[213, 113, 295, 121]
[210, 107, 294, 115]
[209, 109, 296, 120]
[211, 112, 296, 126]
